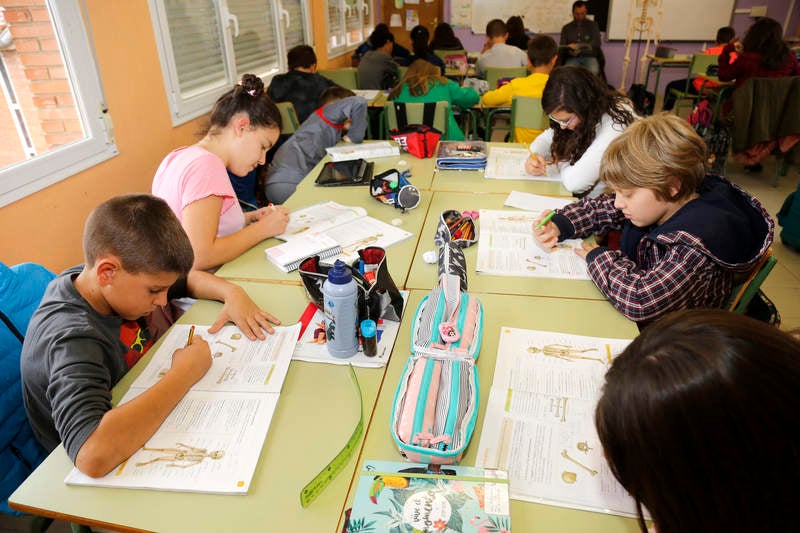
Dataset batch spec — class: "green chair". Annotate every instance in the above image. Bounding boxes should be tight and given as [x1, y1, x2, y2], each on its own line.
[381, 101, 449, 139]
[319, 67, 359, 90]
[509, 96, 549, 143]
[275, 101, 300, 134]
[398, 66, 408, 80]
[484, 67, 528, 91]
[670, 53, 720, 117]
[725, 248, 777, 314]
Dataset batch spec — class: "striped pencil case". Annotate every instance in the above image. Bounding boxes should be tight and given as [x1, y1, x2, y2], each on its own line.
[390, 272, 483, 464]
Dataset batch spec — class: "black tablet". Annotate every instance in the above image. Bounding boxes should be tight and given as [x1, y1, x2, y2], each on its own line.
[315, 159, 374, 186]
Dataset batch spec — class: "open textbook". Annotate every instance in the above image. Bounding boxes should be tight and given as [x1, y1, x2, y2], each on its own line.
[265, 201, 413, 272]
[65, 323, 300, 494]
[476, 209, 590, 279]
[476, 327, 644, 518]
[484, 146, 559, 181]
[325, 140, 400, 162]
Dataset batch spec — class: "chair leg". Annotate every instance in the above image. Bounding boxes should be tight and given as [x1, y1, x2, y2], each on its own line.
[29, 515, 53, 533]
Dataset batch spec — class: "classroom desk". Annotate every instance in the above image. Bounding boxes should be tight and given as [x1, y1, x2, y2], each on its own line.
[432, 142, 570, 196]
[336, 290, 640, 533]
[406, 191, 607, 301]
[215, 154, 435, 285]
[9, 282, 382, 533]
[642, 54, 692, 95]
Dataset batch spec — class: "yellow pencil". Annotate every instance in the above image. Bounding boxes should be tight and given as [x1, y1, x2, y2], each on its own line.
[186, 325, 195, 347]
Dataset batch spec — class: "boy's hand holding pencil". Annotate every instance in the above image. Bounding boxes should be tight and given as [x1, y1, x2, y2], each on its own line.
[173, 326, 212, 382]
[532, 210, 560, 250]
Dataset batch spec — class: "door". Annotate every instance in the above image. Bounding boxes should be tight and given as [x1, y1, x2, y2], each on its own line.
[380, 0, 444, 51]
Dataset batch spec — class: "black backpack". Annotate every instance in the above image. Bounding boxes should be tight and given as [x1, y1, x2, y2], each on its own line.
[778, 182, 800, 252]
[627, 83, 654, 116]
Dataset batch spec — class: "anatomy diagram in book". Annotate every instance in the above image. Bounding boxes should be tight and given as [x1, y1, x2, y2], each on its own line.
[526, 343, 605, 363]
[135, 442, 225, 469]
[561, 448, 598, 484]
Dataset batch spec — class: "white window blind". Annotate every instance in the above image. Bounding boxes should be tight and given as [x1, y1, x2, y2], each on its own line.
[150, 0, 312, 125]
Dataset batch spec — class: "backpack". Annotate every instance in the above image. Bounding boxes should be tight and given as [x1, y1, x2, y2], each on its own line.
[777, 182, 800, 252]
[697, 123, 731, 175]
[627, 83, 655, 116]
[688, 98, 713, 129]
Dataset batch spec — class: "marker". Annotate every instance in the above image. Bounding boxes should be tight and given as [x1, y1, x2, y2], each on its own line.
[535, 211, 555, 230]
[186, 325, 195, 347]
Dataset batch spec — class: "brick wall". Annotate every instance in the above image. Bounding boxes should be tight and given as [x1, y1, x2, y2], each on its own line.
[0, 2, 82, 166]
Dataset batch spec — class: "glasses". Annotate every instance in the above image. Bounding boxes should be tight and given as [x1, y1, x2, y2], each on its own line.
[548, 113, 577, 128]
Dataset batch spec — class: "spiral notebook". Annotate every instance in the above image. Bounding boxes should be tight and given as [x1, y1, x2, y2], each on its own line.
[265, 233, 341, 272]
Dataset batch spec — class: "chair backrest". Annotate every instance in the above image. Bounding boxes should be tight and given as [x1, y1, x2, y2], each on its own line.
[275, 101, 300, 134]
[1, 262, 54, 516]
[398, 65, 408, 81]
[485, 67, 528, 90]
[689, 52, 719, 77]
[383, 101, 449, 137]
[725, 248, 777, 313]
[433, 49, 466, 61]
[510, 96, 548, 142]
[319, 67, 359, 90]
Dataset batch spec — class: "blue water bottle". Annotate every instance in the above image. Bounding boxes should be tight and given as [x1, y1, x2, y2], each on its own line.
[323, 260, 359, 358]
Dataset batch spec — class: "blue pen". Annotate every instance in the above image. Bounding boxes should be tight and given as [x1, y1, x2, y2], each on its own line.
[358, 260, 365, 274]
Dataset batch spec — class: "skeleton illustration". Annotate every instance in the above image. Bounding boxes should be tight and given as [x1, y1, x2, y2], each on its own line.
[620, 0, 664, 90]
[561, 471, 578, 484]
[562, 449, 597, 476]
[527, 344, 604, 363]
[214, 340, 237, 352]
[136, 442, 225, 468]
[577, 441, 593, 453]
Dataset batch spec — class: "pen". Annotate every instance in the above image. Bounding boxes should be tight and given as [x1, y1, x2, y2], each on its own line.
[186, 325, 195, 347]
[535, 211, 555, 230]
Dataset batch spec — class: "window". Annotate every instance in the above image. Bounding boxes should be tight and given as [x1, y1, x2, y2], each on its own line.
[0, 1, 117, 208]
[149, 0, 312, 126]
[326, 0, 373, 58]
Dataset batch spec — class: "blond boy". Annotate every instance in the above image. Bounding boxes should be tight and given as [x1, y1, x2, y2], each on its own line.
[533, 114, 774, 326]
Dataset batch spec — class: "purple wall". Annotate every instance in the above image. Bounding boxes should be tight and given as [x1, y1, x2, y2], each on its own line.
[443, 0, 798, 93]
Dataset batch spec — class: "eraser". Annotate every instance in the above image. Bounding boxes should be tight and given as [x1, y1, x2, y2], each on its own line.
[422, 250, 437, 264]
[397, 159, 407, 166]
[391, 218, 403, 226]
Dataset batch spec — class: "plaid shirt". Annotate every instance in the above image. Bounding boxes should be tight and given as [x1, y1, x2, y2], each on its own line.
[554, 178, 774, 323]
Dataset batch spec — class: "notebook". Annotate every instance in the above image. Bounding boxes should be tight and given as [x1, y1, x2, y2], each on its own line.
[265, 233, 341, 273]
[325, 141, 400, 162]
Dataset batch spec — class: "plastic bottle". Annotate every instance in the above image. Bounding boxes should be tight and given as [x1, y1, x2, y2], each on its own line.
[360, 319, 378, 357]
[323, 260, 359, 358]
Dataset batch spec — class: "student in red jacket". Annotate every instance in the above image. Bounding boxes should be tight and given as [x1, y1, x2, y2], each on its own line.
[718, 17, 800, 88]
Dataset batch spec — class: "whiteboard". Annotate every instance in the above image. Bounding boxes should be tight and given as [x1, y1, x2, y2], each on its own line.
[607, 0, 735, 41]
[470, 0, 575, 35]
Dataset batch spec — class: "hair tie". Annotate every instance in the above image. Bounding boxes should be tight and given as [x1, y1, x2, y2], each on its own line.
[247, 89, 256, 97]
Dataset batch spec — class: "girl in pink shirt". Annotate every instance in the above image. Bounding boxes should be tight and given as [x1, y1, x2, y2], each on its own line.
[153, 74, 290, 271]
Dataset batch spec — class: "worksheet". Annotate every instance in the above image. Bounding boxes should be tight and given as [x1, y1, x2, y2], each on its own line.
[476, 327, 646, 518]
[476, 209, 590, 279]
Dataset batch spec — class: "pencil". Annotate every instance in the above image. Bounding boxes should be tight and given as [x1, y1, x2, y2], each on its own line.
[535, 211, 556, 230]
[186, 325, 195, 347]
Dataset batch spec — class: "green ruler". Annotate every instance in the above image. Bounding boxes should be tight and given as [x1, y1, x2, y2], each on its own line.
[300, 364, 364, 507]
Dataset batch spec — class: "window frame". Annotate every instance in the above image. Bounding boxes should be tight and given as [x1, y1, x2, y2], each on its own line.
[149, 0, 313, 127]
[326, 0, 373, 59]
[0, 0, 118, 208]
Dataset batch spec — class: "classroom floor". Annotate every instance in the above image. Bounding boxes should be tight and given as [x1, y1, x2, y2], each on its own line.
[2, 127, 798, 533]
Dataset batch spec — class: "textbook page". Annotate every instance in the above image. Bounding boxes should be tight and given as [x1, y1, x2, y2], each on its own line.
[484, 146, 560, 181]
[476, 209, 589, 279]
[65, 323, 300, 494]
[276, 201, 367, 241]
[129, 324, 299, 393]
[476, 327, 642, 518]
[504, 191, 574, 212]
[65, 389, 278, 494]
[319, 216, 413, 265]
[325, 141, 400, 161]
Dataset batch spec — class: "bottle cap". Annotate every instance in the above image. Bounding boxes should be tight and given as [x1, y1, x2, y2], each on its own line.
[327, 260, 353, 284]
[360, 319, 377, 337]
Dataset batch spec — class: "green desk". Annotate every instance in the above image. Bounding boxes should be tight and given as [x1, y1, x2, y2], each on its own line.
[642, 54, 692, 95]
[432, 142, 570, 196]
[337, 290, 640, 533]
[406, 191, 607, 300]
[215, 156, 435, 286]
[10, 283, 383, 533]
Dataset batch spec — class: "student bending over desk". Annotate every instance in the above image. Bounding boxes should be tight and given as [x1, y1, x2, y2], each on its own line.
[19, 195, 270, 477]
[533, 114, 773, 327]
[264, 87, 367, 204]
[526, 66, 636, 198]
[596, 309, 800, 533]
[152, 74, 290, 271]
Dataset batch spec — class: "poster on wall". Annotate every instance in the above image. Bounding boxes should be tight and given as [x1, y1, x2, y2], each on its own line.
[405, 9, 419, 30]
[449, 0, 472, 28]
